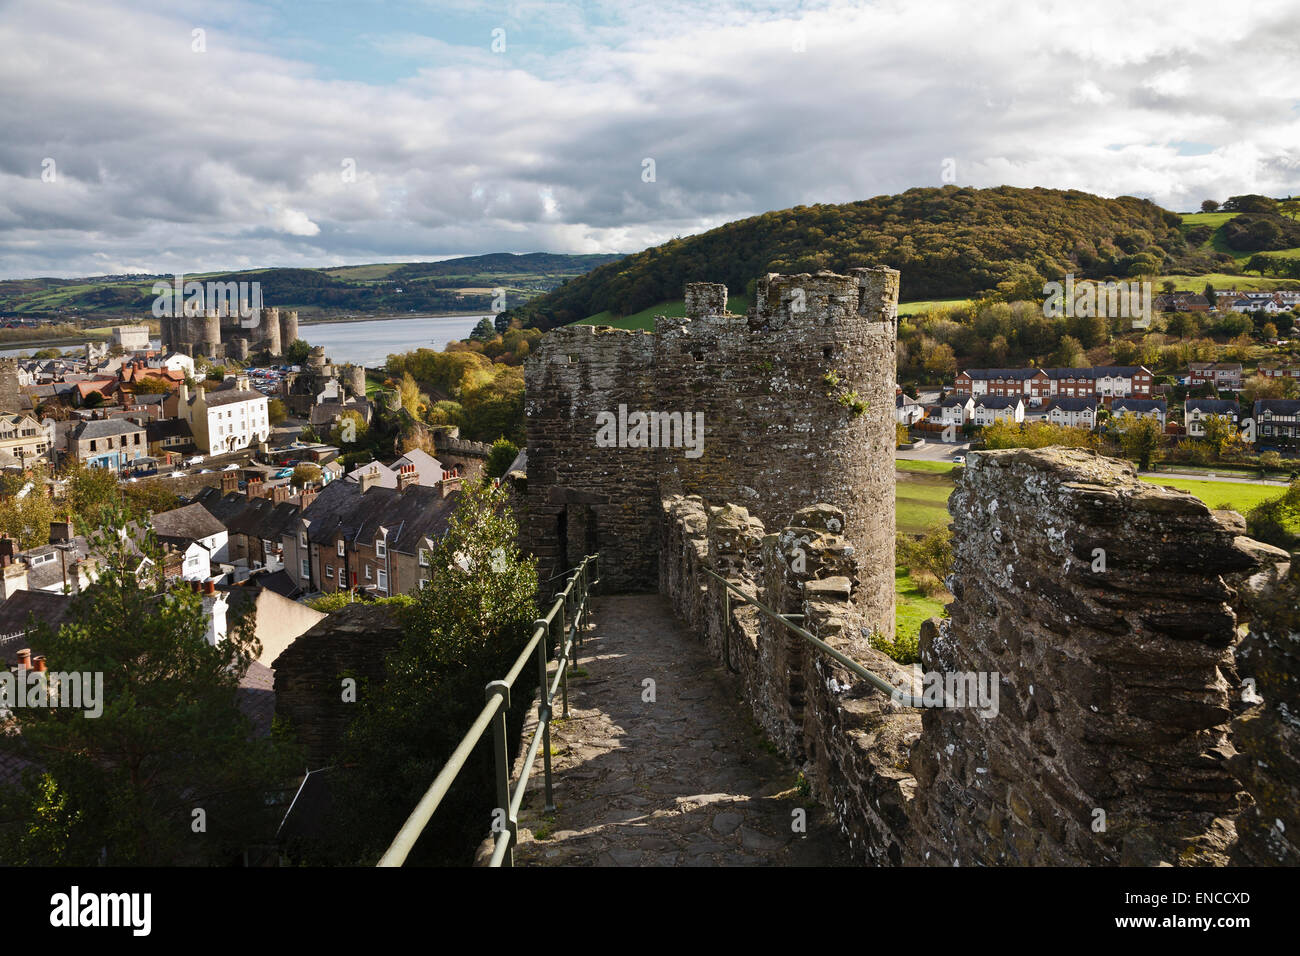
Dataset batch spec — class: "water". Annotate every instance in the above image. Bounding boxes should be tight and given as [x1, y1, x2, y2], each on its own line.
[0, 314, 490, 367]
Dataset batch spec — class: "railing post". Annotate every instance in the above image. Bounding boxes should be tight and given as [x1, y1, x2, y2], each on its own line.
[485, 680, 515, 868]
[534, 619, 556, 814]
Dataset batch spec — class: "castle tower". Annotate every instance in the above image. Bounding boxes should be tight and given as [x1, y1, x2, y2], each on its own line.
[199, 310, 222, 360]
[258, 307, 281, 356]
[524, 266, 899, 632]
[279, 310, 299, 350]
[345, 364, 366, 399]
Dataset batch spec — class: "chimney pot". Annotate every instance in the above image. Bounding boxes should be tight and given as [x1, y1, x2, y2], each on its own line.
[204, 580, 216, 595]
[34, 656, 46, 672]
[16, 648, 31, 668]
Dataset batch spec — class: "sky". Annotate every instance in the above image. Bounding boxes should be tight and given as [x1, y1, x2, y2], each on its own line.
[0, 0, 1298, 279]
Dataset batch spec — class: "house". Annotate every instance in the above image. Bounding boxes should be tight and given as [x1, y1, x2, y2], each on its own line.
[1188, 362, 1243, 391]
[972, 395, 1024, 427]
[1043, 397, 1099, 430]
[0, 590, 74, 666]
[954, 368, 1040, 401]
[1254, 399, 1300, 443]
[0, 524, 98, 600]
[929, 395, 973, 427]
[286, 471, 461, 596]
[344, 448, 446, 489]
[0, 413, 50, 466]
[66, 417, 147, 471]
[1185, 399, 1241, 438]
[178, 376, 269, 455]
[894, 390, 925, 426]
[1111, 398, 1167, 428]
[954, 366, 1153, 406]
[151, 503, 230, 575]
[145, 417, 195, 458]
[1259, 365, 1300, 382]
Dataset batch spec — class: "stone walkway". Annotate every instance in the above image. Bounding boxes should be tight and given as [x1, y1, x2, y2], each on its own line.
[509, 594, 851, 867]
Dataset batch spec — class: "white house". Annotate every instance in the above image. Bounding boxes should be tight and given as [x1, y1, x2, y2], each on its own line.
[894, 391, 925, 426]
[179, 376, 269, 455]
[930, 395, 974, 427]
[1185, 399, 1240, 438]
[1044, 397, 1099, 430]
[1111, 398, 1167, 429]
[151, 503, 230, 573]
[972, 395, 1024, 427]
[150, 351, 196, 379]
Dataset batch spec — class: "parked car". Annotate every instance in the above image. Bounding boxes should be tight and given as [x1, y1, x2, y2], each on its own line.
[952, 454, 966, 464]
[185, 455, 205, 466]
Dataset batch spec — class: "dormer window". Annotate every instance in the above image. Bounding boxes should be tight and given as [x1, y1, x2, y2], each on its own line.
[376, 537, 386, 558]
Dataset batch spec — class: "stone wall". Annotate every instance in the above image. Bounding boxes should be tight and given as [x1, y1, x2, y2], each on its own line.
[525, 267, 899, 632]
[659, 448, 1293, 865]
[272, 603, 405, 766]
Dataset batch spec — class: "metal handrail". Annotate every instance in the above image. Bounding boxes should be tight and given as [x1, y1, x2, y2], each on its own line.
[701, 566, 925, 707]
[377, 553, 601, 867]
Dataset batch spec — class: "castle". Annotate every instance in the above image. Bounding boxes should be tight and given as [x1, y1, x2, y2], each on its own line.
[524, 267, 1299, 866]
[159, 306, 299, 361]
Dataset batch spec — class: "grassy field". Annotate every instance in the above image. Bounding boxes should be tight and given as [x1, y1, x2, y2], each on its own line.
[894, 460, 1296, 535]
[577, 294, 753, 331]
[894, 568, 946, 659]
[898, 298, 971, 316]
[1155, 272, 1300, 292]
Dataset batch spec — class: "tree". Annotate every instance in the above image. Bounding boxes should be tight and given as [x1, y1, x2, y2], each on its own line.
[921, 342, 956, 381]
[1051, 335, 1086, 368]
[292, 463, 322, 486]
[330, 410, 368, 447]
[283, 340, 312, 365]
[1200, 200, 1220, 213]
[485, 437, 520, 479]
[398, 372, 426, 418]
[0, 467, 56, 550]
[469, 317, 497, 343]
[62, 462, 123, 526]
[313, 479, 539, 865]
[1200, 413, 1240, 460]
[0, 515, 299, 864]
[267, 398, 288, 426]
[1116, 415, 1163, 471]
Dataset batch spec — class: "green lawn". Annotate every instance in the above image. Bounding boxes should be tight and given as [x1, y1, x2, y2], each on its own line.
[894, 568, 946, 659]
[894, 462, 1295, 536]
[575, 294, 748, 330]
[1155, 273, 1300, 292]
[895, 467, 955, 535]
[898, 298, 971, 316]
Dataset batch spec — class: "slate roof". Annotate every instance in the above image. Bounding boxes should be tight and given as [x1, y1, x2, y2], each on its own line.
[958, 368, 1041, 380]
[71, 418, 145, 441]
[228, 497, 301, 542]
[1044, 397, 1098, 413]
[974, 395, 1022, 409]
[15, 537, 93, 591]
[151, 502, 227, 542]
[1112, 399, 1167, 414]
[939, 395, 972, 407]
[301, 479, 459, 556]
[0, 590, 73, 663]
[1255, 399, 1300, 416]
[1186, 399, 1239, 416]
[236, 661, 276, 738]
[201, 388, 265, 408]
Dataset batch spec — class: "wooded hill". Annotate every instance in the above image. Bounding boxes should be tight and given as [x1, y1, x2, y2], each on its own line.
[501, 186, 1227, 331]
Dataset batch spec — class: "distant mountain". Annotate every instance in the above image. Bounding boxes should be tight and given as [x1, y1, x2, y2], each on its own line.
[502, 186, 1227, 331]
[0, 252, 624, 317]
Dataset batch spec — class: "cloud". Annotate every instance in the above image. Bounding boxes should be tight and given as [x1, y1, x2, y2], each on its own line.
[0, 0, 1298, 278]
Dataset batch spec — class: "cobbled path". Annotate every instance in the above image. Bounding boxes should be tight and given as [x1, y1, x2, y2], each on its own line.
[509, 594, 851, 867]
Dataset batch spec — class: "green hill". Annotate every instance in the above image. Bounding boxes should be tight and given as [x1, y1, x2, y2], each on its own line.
[0, 253, 622, 318]
[502, 186, 1235, 331]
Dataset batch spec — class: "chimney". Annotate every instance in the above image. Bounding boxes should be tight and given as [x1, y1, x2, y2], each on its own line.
[298, 487, 318, 512]
[204, 579, 216, 595]
[270, 484, 292, 505]
[0, 537, 15, 566]
[245, 475, 265, 500]
[49, 518, 75, 544]
[220, 472, 239, 493]
[34, 656, 47, 673]
[16, 649, 30, 669]
[397, 462, 417, 491]
[358, 469, 380, 494]
[440, 475, 462, 498]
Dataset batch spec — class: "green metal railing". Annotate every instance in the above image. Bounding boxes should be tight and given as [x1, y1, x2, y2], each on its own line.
[702, 566, 926, 708]
[377, 554, 600, 868]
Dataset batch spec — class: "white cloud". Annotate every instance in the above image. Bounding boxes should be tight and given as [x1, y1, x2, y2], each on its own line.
[0, 0, 1298, 278]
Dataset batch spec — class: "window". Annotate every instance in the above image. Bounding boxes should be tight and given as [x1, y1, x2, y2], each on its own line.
[337, 540, 345, 557]
[300, 531, 308, 547]
[376, 569, 387, 592]
[325, 565, 334, 579]
[365, 565, 372, 580]
[376, 537, 386, 558]
[419, 549, 430, 567]
[301, 559, 310, 579]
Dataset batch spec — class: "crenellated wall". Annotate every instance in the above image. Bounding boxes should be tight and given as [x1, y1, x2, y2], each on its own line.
[659, 447, 1294, 866]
